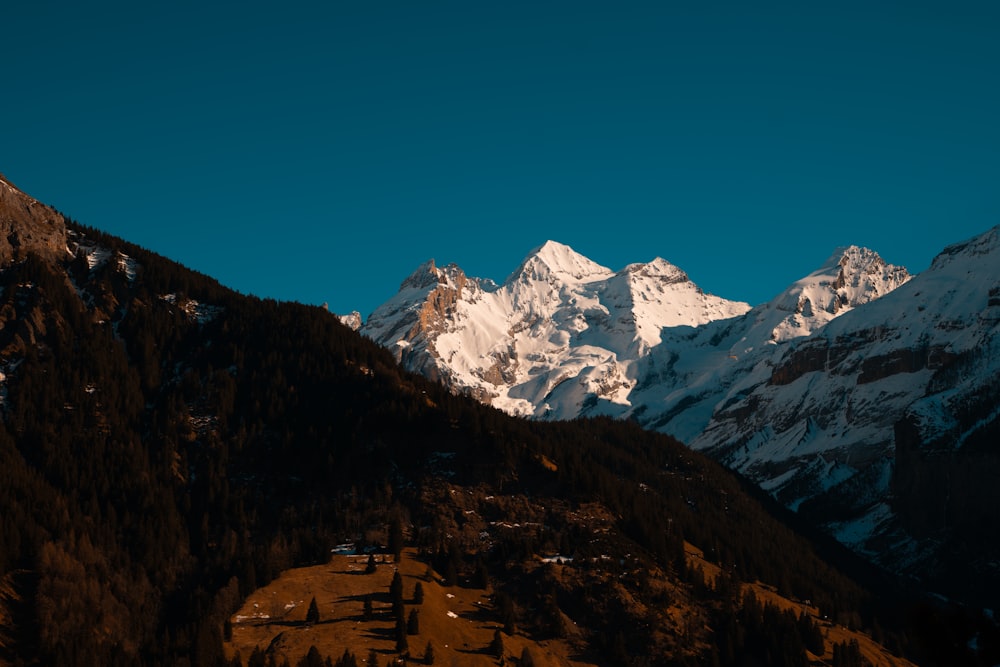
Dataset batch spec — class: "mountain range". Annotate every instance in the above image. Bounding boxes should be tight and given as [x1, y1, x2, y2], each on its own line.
[0, 170, 995, 665]
[358, 230, 1000, 604]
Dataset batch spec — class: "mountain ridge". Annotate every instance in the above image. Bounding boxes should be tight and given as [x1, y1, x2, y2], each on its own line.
[0, 178, 906, 665]
[361, 230, 1000, 606]
[0, 172, 991, 663]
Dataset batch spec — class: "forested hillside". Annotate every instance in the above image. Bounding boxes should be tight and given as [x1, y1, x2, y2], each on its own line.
[0, 205, 992, 665]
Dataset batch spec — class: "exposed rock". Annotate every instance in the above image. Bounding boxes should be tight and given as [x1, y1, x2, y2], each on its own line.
[0, 174, 67, 266]
[337, 311, 362, 331]
[769, 339, 829, 386]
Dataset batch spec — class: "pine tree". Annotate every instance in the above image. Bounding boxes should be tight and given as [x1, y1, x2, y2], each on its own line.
[407, 608, 420, 635]
[299, 645, 323, 667]
[365, 553, 377, 574]
[490, 627, 504, 658]
[413, 581, 424, 604]
[395, 615, 409, 653]
[390, 571, 403, 603]
[423, 641, 434, 665]
[306, 596, 320, 624]
[337, 649, 358, 667]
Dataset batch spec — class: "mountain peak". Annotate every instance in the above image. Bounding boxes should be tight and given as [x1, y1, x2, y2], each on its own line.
[734, 245, 910, 348]
[623, 257, 690, 284]
[507, 240, 613, 285]
[399, 259, 440, 290]
[827, 245, 909, 296]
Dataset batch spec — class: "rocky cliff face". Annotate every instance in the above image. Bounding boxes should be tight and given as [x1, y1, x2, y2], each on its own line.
[0, 174, 68, 265]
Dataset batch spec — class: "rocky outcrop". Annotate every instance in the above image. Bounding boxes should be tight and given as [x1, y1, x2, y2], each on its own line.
[0, 174, 67, 266]
[337, 311, 362, 331]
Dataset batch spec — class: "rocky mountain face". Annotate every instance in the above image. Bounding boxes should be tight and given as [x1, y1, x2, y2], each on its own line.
[361, 231, 1000, 602]
[0, 173, 68, 264]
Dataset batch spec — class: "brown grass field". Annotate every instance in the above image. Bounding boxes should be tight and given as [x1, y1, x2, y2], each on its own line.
[225, 548, 596, 667]
[226, 543, 914, 667]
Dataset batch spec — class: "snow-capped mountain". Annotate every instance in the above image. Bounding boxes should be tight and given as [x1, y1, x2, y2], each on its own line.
[359, 232, 1000, 593]
[362, 240, 910, 431]
[613, 245, 911, 443]
[688, 227, 1000, 590]
[362, 240, 752, 414]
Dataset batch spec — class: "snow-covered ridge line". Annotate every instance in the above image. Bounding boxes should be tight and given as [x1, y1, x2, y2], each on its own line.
[356, 229, 1000, 580]
[360, 239, 907, 425]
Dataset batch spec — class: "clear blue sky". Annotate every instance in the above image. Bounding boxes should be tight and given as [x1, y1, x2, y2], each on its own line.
[4, 1, 999, 318]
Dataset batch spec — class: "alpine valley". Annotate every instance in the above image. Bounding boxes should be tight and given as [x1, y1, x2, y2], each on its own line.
[0, 171, 996, 667]
[359, 233, 1000, 607]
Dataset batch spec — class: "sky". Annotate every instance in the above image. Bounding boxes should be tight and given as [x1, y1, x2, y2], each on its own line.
[4, 1, 999, 318]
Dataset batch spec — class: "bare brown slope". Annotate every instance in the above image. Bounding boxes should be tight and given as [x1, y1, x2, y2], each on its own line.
[227, 548, 595, 667]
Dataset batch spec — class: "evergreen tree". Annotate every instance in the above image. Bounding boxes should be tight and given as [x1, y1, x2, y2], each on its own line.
[490, 627, 504, 658]
[423, 641, 435, 665]
[495, 591, 516, 634]
[298, 646, 324, 667]
[306, 596, 320, 624]
[366, 553, 377, 574]
[545, 595, 566, 638]
[407, 608, 420, 635]
[413, 581, 424, 604]
[395, 615, 409, 653]
[336, 649, 358, 667]
[390, 571, 404, 603]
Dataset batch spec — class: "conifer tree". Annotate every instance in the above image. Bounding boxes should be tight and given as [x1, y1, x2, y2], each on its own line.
[423, 641, 434, 665]
[390, 571, 404, 603]
[413, 581, 424, 604]
[407, 608, 420, 635]
[490, 627, 504, 658]
[395, 615, 409, 653]
[306, 596, 320, 624]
